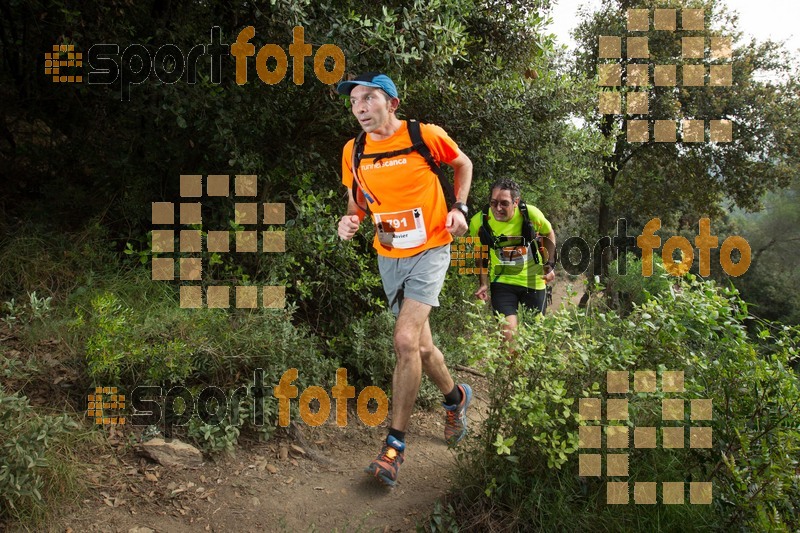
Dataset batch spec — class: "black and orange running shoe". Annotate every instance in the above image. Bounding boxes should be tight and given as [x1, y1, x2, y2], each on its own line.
[365, 435, 405, 487]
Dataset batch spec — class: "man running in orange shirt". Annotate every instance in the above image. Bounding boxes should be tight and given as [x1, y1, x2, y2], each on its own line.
[336, 73, 474, 486]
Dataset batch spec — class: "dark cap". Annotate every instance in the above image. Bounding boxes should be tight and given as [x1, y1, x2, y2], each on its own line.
[336, 72, 399, 98]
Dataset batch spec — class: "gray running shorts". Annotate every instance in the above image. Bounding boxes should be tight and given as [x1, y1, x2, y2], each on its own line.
[377, 244, 451, 316]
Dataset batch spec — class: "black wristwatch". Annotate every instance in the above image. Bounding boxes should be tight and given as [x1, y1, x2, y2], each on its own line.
[451, 202, 469, 218]
[544, 261, 555, 272]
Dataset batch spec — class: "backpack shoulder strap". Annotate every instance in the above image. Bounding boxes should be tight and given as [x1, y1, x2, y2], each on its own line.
[352, 131, 366, 185]
[478, 205, 493, 247]
[518, 201, 534, 244]
[407, 119, 457, 206]
[406, 118, 426, 147]
[351, 131, 372, 213]
[360, 120, 431, 164]
[518, 201, 545, 264]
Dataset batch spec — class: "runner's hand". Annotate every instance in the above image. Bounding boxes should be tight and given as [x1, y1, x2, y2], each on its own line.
[474, 284, 489, 301]
[543, 270, 555, 284]
[446, 210, 467, 236]
[338, 215, 361, 240]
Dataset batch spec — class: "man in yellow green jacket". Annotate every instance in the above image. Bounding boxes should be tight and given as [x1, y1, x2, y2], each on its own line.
[468, 179, 556, 342]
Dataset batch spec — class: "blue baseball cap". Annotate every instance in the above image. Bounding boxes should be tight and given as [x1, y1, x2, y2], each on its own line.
[336, 72, 399, 98]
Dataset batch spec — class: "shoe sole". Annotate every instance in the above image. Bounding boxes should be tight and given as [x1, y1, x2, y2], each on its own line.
[364, 465, 397, 487]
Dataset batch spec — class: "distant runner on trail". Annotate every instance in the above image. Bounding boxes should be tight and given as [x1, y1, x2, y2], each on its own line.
[336, 72, 474, 487]
[469, 178, 556, 343]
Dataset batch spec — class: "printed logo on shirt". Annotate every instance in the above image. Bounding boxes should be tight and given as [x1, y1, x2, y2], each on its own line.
[361, 157, 408, 171]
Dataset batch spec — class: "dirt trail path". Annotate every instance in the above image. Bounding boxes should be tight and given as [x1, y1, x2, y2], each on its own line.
[41, 276, 580, 533]
[47, 377, 490, 533]
[549, 274, 584, 311]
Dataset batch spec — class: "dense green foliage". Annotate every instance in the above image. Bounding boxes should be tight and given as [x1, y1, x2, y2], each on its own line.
[0, 0, 596, 336]
[573, 0, 800, 277]
[1, 0, 798, 529]
[0, 385, 82, 522]
[606, 252, 672, 311]
[0, 0, 592, 237]
[731, 176, 800, 325]
[453, 273, 800, 531]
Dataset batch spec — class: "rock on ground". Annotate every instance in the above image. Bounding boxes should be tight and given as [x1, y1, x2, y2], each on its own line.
[138, 438, 203, 467]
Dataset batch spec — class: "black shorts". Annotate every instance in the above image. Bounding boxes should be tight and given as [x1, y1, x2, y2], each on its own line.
[490, 282, 547, 316]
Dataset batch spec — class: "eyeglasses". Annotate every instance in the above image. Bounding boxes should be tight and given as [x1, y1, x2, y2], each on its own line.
[490, 200, 513, 208]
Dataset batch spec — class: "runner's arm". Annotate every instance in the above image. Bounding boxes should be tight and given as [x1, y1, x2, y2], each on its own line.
[338, 187, 366, 241]
[345, 186, 367, 220]
[474, 261, 490, 301]
[542, 229, 556, 283]
[444, 150, 472, 235]
[447, 149, 473, 204]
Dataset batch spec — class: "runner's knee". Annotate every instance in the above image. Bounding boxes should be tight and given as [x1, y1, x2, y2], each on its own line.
[394, 329, 420, 358]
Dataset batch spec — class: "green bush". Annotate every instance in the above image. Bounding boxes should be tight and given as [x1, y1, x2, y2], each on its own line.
[119, 186, 385, 341]
[0, 386, 80, 521]
[76, 291, 194, 385]
[606, 252, 672, 312]
[454, 276, 800, 531]
[429, 270, 475, 367]
[331, 310, 397, 385]
[187, 415, 242, 456]
[0, 221, 118, 302]
[184, 376, 286, 454]
[72, 281, 340, 452]
[331, 309, 443, 408]
[75, 287, 338, 384]
[243, 187, 385, 338]
[1, 291, 54, 329]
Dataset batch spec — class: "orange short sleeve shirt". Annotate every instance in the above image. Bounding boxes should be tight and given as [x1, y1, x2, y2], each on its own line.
[341, 121, 460, 258]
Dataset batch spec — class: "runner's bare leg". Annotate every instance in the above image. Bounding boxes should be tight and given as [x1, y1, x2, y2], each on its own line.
[502, 314, 518, 344]
[419, 319, 456, 394]
[390, 298, 455, 431]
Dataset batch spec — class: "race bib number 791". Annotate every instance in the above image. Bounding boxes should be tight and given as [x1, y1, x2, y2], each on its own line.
[374, 208, 427, 249]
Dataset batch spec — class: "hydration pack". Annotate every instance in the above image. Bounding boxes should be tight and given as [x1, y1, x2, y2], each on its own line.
[350, 119, 457, 212]
[478, 201, 545, 264]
